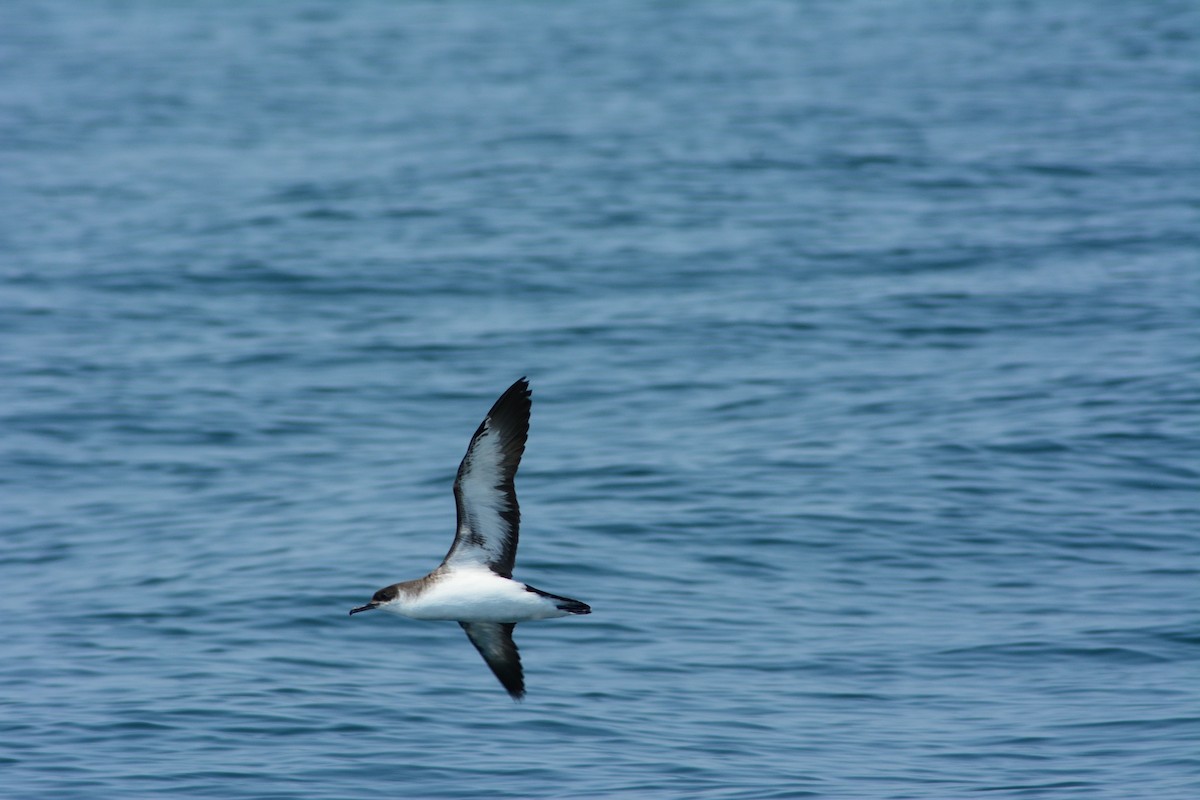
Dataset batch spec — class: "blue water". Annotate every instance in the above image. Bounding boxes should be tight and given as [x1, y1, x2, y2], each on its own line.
[3, 1, 1199, 797]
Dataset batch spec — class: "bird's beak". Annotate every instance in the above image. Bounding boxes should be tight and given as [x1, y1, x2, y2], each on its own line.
[349, 603, 378, 616]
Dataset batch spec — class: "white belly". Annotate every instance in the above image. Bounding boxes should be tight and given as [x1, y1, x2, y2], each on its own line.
[385, 569, 568, 623]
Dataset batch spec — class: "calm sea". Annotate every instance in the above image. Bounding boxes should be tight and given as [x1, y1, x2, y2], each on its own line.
[3, 1, 1199, 797]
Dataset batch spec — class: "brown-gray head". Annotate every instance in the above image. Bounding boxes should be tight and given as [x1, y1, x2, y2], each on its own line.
[349, 584, 399, 615]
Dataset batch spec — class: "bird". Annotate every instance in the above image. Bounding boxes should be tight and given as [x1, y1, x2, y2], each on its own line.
[349, 377, 590, 700]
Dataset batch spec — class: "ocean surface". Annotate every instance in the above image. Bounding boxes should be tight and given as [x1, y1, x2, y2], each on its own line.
[3, 1, 1199, 798]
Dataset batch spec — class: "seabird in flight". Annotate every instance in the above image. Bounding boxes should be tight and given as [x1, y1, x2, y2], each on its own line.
[350, 378, 590, 699]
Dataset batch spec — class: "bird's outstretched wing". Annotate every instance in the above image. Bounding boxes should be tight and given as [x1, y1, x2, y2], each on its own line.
[442, 378, 530, 578]
[459, 621, 524, 700]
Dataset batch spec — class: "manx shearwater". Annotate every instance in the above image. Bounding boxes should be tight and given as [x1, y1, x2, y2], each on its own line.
[350, 378, 590, 699]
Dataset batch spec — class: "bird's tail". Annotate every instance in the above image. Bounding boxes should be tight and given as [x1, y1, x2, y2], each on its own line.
[527, 586, 592, 615]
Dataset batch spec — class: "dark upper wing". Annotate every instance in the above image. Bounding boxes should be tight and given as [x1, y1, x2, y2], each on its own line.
[442, 378, 531, 578]
[459, 621, 524, 700]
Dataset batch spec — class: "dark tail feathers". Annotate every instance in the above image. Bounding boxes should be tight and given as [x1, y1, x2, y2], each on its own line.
[527, 586, 592, 615]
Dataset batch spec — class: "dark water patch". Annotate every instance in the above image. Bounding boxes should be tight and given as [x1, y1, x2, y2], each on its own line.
[975, 780, 1098, 794]
[933, 641, 1172, 666]
[299, 207, 358, 221]
[1052, 716, 1200, 733]
[267, 181, 362, 204]
[985, 439, 1074, 455]
[379, 206, 441, 219]
[1019, 162, 1098, 179]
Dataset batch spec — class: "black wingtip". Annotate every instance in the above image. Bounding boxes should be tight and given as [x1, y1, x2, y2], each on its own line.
[484, 378, 532, 419]
[499, 671, 526, 701]
[458, 621, 526, 702]
[509, 376, 531, 399]
[483, 379, 533, 447]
